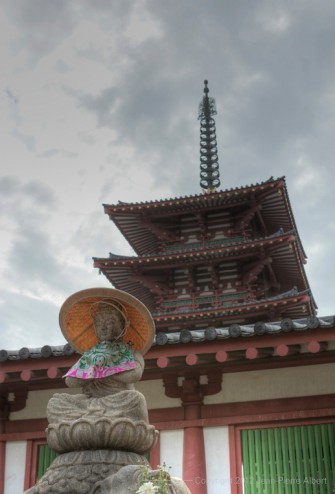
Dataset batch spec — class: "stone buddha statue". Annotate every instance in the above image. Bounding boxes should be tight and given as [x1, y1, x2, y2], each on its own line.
[47, 297, 157, 454]
[25, 288, 190, 494]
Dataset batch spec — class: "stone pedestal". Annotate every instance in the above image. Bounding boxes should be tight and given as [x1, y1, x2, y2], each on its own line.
[25, 389, 191, 493]
[25, 450, 148, 494]
[46, 391, 157, 454]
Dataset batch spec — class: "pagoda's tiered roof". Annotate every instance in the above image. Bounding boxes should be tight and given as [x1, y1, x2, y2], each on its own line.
[102, 177, 305, 257]
[93, 229, 314, 314]
[95, 175, 316, 328]
[153, 288, 313, 327]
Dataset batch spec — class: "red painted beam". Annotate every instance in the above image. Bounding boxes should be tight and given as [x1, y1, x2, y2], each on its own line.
[0, 373, 8, 384]
[215, 350, 228, 362]
[307, 341, 328, 353]
[186, 354, 198, 366]
[0, 355, 76, 373]
[157, 357, 170, 368]
[47, 367, 62, 379]
[20, 370, 34, 381]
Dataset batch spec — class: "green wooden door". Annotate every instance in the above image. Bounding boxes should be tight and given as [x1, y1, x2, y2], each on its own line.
[37, 444, 58, 480]
[241, 424, 335, 494]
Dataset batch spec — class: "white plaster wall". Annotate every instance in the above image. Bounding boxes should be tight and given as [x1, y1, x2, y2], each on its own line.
[11, 379, 178, 421]
[11, 363, 335, 420]
[136, 379, 180, 409]
[11, 387, 78, 420]
[204, 363, 335, 404]
[4, 441, 26, 494]
[159, 429, 183, 479]
[204, 427, 231, 494]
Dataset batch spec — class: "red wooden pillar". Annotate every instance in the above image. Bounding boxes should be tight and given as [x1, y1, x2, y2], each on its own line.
[163, 372, 222, 493]
[150, 434, 160, 470]
[0, 440, 5, 494]
[183, 428, 207, 492]
[181, 378, 207, 494]
[0, 393, 8, 494]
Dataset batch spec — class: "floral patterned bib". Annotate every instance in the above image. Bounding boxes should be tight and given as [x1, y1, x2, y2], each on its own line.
[64, 341, 136, 379]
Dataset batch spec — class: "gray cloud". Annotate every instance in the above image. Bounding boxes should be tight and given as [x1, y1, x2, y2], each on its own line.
[11, 129, 36, 152]
[0, 290, 62, 349]
[38, 149, 78, 159]
[79, 87, 118, 128]
[54, 59, 71, 73]
[6, 87, 19, 104]
[0, 176, 20, 196]
[0, 177, 55, 210]
[3, 0, 76, 61]
[22, 180, 56, 206]
[6, 227, 62, 286]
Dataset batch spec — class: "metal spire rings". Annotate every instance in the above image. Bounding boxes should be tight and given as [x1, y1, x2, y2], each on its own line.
[198, 80, 220, 193]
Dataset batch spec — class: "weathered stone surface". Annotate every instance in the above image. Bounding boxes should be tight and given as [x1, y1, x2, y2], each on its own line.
[48, 417, 157, 454]
[91, 464, 192, 494]
[47, 390, 157, 454]
[25, 299, 191, 492]
[24, 450, 148, 494]
[47, 389, 149, 424]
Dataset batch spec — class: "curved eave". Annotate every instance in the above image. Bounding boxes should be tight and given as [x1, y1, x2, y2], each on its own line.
[103, 177, 287, 255]
[270, 241, 315, 305]
[153, 292, 312, 323]
[95, 267, 155, 312]
[103, 177, 282, 212]
[94, 231, 295, 264]
[260, 181, 307, 258]
[107, 212, 160, 256]
[94, 231, 310, 293]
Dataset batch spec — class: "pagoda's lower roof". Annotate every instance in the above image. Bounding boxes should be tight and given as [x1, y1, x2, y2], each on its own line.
[93, 230, 313, 310]
[152, 288, 313, 326]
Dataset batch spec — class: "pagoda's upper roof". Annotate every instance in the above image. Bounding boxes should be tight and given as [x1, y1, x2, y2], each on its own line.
[103, 177, 305, 257]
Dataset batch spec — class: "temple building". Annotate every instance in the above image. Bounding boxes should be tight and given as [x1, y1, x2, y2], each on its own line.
[1, 82, 335, 494]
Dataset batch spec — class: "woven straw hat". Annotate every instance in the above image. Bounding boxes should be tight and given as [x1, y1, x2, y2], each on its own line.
[59, 287, 155, 355]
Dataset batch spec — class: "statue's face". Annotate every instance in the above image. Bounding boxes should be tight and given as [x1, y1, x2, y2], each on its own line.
[94, 306, 124, 341]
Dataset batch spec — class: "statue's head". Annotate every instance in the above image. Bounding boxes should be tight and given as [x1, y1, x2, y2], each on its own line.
[91, 302, 129, 342]
[59, 288, 155, 355]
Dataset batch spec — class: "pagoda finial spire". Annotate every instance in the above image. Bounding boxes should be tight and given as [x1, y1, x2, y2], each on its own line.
[198, 80, 220, 193]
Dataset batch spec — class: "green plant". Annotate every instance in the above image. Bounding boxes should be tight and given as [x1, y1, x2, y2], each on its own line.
[137, 463, 172, 494]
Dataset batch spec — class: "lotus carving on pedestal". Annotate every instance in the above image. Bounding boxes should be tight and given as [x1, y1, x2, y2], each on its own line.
[47, 417, 158, 454]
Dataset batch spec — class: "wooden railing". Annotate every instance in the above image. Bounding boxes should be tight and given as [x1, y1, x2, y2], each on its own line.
[155, 291, 250, 314]
[163, 237, 244, 253]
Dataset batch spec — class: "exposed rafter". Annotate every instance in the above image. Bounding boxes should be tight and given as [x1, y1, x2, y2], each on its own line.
[129, 273, 167, 296]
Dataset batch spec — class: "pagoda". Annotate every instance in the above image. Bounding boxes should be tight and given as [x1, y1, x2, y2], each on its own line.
[93, 81, 316, 334]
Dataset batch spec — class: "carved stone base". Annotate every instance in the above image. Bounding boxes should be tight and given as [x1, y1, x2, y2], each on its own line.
[47, 418, 158, 454]
[46, 391, 158, 454]
[24, 450, 148, 494]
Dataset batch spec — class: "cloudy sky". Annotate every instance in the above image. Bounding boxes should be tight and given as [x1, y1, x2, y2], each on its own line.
[1, 0, 335, 349]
